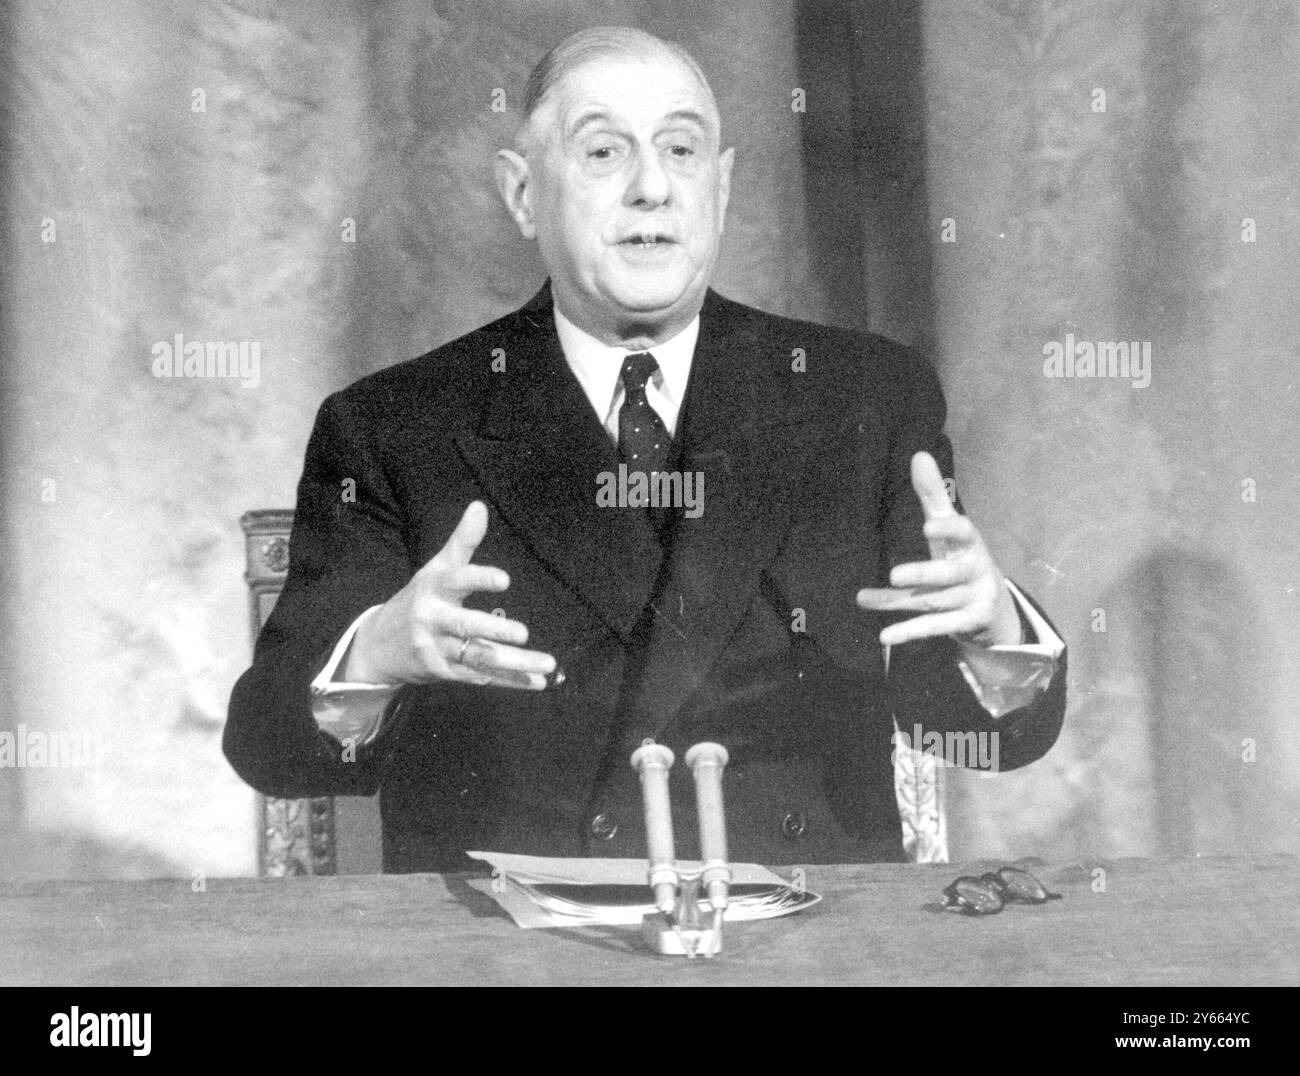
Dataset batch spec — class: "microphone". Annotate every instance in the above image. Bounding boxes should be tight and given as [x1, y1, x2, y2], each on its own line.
[630, 742, 677, 915]
[685, 742, 730, 912]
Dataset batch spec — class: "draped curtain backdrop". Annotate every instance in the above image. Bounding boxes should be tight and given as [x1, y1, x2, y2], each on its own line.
[1, 0, 1295, 878]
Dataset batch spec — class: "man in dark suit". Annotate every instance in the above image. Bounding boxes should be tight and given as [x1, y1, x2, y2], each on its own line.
[224, 26, 1066, 874]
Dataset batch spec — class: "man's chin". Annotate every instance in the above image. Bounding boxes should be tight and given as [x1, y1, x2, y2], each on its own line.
[554, 269, 709, 342]
[602, 278, 703, 323]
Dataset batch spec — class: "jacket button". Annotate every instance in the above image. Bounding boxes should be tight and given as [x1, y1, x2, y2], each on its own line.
[589, 813, 618, 841]
[781, 810, 807, 840]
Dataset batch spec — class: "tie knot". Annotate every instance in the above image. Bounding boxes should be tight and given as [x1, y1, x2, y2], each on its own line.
[620, 352, 659, 395]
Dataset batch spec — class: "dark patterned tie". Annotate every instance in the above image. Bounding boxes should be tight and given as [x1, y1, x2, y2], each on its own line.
[618, 352, 671, 477]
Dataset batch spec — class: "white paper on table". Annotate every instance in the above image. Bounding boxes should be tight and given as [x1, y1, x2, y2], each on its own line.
[466, 851, 822, 929]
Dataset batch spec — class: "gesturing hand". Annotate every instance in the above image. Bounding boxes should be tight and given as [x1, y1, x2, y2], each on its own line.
[342, 501, 557, 689]
[855, 452, 1021, 648]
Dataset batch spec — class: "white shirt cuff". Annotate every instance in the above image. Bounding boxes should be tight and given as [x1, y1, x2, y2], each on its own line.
[310, 605, 400, 746]
[955, 580, 1063, 719]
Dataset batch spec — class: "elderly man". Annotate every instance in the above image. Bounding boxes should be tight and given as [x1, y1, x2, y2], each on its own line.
[225, 26, 1066, 873]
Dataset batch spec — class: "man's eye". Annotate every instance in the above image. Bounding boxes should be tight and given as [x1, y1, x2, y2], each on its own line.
[588, 146, 617, 160]
[669, 144, 695, 157]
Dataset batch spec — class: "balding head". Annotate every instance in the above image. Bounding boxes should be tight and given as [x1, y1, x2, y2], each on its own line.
[516, 27, 720, 152]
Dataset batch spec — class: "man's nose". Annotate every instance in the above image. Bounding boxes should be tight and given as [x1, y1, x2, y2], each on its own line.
[624, 146, 671, 208]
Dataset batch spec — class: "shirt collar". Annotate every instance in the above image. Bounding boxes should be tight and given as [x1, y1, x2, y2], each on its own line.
[553, 304, 698, 436]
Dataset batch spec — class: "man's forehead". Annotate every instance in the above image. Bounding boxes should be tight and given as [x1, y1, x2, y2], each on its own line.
[544, 52, 719, 136]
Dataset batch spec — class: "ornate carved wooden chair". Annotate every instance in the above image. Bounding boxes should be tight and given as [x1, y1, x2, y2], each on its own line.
[894, 728, 947, 863]
[241, 510, 382, 876]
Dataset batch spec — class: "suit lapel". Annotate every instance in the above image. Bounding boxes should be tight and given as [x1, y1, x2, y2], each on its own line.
[628, 292, 823, 734]
[456, 285, 822, 716]
[454, 286, 665, 641]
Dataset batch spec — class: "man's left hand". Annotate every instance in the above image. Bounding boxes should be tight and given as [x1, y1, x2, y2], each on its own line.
[855, 452, 1022, 648]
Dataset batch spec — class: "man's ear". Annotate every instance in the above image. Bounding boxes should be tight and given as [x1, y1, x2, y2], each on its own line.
[494, 149, 536, 239]
[716, 146, 735, 232]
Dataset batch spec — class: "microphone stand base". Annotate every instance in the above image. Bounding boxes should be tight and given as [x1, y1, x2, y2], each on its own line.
[641, 911, 722, 958]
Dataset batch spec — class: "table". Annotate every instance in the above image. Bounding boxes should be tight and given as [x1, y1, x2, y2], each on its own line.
[1, 856, 1295, 986]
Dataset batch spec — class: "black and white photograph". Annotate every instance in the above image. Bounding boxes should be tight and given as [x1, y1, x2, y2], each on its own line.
[0, 0, 1295, 1034]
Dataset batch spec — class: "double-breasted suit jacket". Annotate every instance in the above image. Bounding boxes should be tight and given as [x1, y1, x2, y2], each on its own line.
[224, 284, 1067, 872]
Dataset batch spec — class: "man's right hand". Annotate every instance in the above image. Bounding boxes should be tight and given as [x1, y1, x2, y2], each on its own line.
[341, 501, 557, 690]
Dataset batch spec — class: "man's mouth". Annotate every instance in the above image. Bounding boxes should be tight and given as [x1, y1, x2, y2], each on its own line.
[619, 233, 675, 247]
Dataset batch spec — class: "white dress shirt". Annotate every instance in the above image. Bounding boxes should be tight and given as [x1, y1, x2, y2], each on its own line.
[553, 306, 696, 440]
[310, 306, 1064, 744]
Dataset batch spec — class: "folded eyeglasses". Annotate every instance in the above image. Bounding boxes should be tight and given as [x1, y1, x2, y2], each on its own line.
[942, 866, 1062, 916]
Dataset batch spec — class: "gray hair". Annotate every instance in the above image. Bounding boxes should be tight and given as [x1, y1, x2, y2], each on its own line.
[517, 25, 719, 149]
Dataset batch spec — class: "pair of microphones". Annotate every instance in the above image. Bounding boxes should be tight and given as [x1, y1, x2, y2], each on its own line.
[630, 741, 731, 921]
